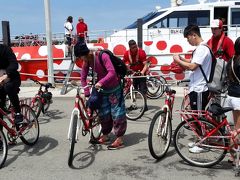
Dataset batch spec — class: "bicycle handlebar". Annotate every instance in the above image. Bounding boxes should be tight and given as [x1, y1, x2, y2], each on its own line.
[176, 79, 190, 85]
[30, 79, 55, 89]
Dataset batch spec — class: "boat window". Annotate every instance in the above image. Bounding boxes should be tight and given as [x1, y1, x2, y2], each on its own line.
[231, 8, 240, 25]
[125, 11, 166, 29]
[148, 10, 210, 28]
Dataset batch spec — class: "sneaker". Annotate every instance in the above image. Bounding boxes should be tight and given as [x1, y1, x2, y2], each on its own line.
[90, 135, 110, 145]
[14, 113, 23, 125]
[189, 145, 209, 153]
[107, 138, 124, 150]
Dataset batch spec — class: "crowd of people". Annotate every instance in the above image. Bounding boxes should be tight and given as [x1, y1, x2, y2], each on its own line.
[0, 16, 240, 169]
[173, 19, 239, 161]
[64, 16, 88, 56]
[72, 19, 240, 169]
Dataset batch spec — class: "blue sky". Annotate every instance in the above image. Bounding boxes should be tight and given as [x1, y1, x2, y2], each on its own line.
[0, 0, 198, 36]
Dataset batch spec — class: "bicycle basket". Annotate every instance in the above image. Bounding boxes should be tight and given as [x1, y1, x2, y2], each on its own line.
[42, 92, 52, 100]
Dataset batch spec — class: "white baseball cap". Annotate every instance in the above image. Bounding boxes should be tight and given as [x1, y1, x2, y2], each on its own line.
[210, 19, 223, 28]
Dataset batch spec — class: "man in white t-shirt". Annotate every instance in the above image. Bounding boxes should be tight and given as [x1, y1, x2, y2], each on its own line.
[64, 16, 74, 57]
[173, 24, 212, 153]
[173, 24, 212, 110]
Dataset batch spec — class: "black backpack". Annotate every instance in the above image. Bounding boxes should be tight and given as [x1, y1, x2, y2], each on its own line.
[98, 49, 127, 79]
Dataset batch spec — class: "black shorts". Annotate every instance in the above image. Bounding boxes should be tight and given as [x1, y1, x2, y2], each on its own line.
[189, 90, 209, 110]
[65, 35, 72, 46]
[133, 77, 147, 95]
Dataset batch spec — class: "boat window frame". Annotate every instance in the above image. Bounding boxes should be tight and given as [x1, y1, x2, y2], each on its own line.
[148, 10, 210, 29]
[230, 8, 240, 26]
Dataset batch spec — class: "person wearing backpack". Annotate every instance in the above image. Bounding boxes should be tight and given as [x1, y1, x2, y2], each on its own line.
[123, 39, 149, 111]
[173, 25, 212, 153]
[225, 37, 240, 165]
[76, 43, 127, 150]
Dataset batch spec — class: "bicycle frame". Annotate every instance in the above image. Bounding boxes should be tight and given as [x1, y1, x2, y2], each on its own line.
[0, 108, 18, 136]
[67, 86, 99, 141]
[124, 76, 134, 95]
[0, 101, 33, 138]
[178, 109, 238, 151]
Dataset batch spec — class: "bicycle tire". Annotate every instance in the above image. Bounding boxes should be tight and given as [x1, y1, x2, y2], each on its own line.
[0, 130, 8, 169]
[31, 98, 43, 118]
[148, 110, 172, 160]
[173, 118, 227, 168]
[68, 114, 78, 167]
[19, 104, 40, 145]
[147, 76, 166, 99]
[125, 90, 146, 120]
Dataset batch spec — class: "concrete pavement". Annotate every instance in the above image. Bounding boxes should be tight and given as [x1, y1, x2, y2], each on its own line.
[18, 85, 185, 98]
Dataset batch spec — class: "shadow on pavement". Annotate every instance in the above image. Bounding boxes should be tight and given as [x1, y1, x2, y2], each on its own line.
[69, 144, 103, 169]
[5, 136, 58, 167]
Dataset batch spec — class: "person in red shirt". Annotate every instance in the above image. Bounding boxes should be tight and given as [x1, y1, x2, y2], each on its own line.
[123, 39, 149, 111]
[76, 17, 88, 43]
[207, 19, 234, 62]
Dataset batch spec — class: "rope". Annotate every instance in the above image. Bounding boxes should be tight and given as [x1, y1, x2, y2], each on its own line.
[19, 71, 189, 80]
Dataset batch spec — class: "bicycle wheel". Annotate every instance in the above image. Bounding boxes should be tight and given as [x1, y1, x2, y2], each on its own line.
[90, 116, 102, 140]
[125, 90, 146, 120]
[19, 104, 40, 145]
[31, 98, 42, 118]
[147, 77, 165, 99]
[0, 130, 8, 169]
[148, 110, 172, 160]
[68, 114, 78, 167]
[173, 118, 227, 168]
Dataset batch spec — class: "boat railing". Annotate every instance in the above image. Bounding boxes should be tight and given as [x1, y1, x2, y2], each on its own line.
[1, 24, 240, 47]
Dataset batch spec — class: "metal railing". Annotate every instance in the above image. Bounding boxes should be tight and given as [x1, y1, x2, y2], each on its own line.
[1, 24, 240, 47]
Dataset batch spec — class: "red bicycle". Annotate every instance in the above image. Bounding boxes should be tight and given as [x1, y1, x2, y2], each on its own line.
[124, 71, 146, 120]
[30, 79, 55, 118]
[173, 104, 240, 176]
[148, 80, 188, 160]
[67, 82, 102, 167]
[0, 98, 39, 168]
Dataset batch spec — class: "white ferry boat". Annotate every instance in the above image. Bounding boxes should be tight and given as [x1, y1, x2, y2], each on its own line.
[9, 0, 240, 81]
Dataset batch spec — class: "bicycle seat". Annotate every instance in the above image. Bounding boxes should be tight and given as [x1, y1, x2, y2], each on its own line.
[45, 83, 54, 88]
[208, 103, 233, 116]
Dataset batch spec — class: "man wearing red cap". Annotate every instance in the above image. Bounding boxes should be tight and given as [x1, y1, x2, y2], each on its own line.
[207, 19, 234, 62]
[76, 17, 88, 43]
